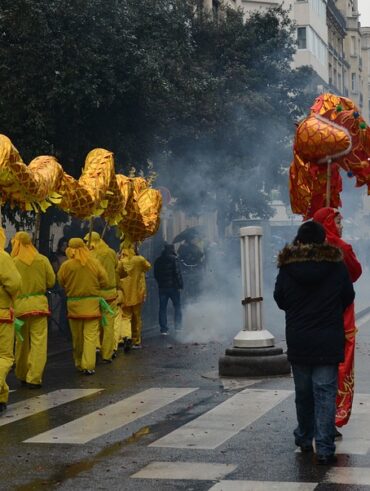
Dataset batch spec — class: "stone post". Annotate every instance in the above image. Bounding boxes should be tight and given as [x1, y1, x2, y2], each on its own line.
[219, 226, 290, 377]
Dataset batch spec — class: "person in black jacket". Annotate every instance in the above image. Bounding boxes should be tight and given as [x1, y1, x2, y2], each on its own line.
[274, 221, 354, 465]
[154, 244, 183, 335]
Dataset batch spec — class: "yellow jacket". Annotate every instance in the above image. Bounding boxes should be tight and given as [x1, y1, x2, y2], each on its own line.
[91, 248, 118, 302]
[0, 250, 22, 322]
[13, 254, 55, 318]
[58, 257, 108, 319]
[117, 255, 151, 307]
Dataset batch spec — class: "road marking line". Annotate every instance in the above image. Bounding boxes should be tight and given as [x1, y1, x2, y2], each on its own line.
[326, 467, 370, 485]
[220, 379, 258, 390]
[131, 462, 237, 480]
[0, 389, 102, 427]
[208, 482, 317, 491]
[334, 393, 370, 455]
[357, 312, 370, 327]
[24, 387, 197, 444]
[150, 389, 292, 449]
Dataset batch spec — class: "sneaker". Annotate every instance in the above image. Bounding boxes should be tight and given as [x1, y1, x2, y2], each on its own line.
[102, 359, 112, 364]
[160, 331, 168, 336]
[132, 344, 142, 350]
[26, 382, 42, 389]
[295, 440, 314, 453]
[123, 338, 133, 353]
[334, 428, 343, 440]
[0, 402, 7, 414]
[299, 444, 314, 453]
[316, 454, 337, 465]
[82, 369, 95, 375]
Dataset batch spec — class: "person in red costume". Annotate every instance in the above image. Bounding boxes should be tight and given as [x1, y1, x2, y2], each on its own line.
[313, 207, 362, 434]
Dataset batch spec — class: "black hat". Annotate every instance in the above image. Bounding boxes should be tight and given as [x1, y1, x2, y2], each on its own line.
[164, 243, 175, 253]
[294, 221, 326, 245]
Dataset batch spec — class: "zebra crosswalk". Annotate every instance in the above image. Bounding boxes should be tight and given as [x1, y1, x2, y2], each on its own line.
[3, 384, 370, 489]
[25, 387, 196, 444]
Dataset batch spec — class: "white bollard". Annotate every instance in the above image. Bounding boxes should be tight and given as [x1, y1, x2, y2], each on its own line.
[233, 226, 275, 348]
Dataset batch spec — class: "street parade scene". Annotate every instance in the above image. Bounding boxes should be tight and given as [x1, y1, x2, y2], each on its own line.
[3, 1, 370, 490]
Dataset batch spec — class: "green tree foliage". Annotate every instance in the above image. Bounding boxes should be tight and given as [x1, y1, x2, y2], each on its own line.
[0, 0, 316, 233]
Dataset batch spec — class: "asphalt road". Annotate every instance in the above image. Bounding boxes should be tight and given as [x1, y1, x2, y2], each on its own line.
[2, 306, 370, 491]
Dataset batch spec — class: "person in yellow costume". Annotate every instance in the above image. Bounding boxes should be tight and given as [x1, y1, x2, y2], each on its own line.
[113, 276, 132, 353]
[58, 238, 109, 375]
[0, 228, 21, 413]
[84, 231, 118, 362]
[11, 231, 55, 389]
[117, 243, 151, 349]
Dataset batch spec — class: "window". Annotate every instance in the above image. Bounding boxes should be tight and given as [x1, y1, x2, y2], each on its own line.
[351, 36, 356, 55]
[352, 73, 357, 92]
[297, 27, 307, 49]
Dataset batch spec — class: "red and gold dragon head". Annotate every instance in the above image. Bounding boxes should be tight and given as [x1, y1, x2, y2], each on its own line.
[290, 93, 370, 218]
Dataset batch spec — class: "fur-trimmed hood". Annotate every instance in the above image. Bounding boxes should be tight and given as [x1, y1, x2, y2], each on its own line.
[277, 243, 344, 286]
[277, 243, 343, 268]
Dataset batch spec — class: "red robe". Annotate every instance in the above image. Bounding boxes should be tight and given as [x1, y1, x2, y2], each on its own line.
[313, 207, 362, 427]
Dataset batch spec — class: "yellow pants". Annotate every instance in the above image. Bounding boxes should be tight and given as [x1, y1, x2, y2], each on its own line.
[100, 305, 116, 361]
[0, 322, 15, 404]
[69, 318, 99, 371]
[113, 305, 132, 350]
[15, 316, 48, 385]
[121, 304, 142, 346]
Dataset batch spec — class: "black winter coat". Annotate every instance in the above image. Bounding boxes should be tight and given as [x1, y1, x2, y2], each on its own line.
[274, 243, 355, 365]
[154, 251, 183, 289]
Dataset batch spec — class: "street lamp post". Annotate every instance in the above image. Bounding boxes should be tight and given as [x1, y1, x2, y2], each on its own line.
[219, 226, 290, 377]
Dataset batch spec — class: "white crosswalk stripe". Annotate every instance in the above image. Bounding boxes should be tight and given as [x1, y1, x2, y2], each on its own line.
[0, 389, 102, 427]
[131, 461, 237, 481]
[326, 467, 370, 486]
[208, 482, 318, 491]
[150, 388, 292, 449]
[24, 387, 197, 444]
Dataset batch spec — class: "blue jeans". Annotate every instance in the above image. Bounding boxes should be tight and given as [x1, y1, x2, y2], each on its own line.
[158, 288, 182, 332]
[292, 364, 338, 457]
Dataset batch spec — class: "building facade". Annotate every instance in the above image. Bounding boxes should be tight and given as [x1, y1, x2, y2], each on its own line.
[231, 0, 370, 121]
[202, 0, 239, 13]
[293, 0, 329, 83]
[327, 0, 349, 96]
[334, 0, 368, 119]
[238, 0, 330, 84]
[361, 27, 370, 119]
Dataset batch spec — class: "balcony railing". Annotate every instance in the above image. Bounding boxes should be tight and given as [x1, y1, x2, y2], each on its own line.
[327, 0, 347, 33]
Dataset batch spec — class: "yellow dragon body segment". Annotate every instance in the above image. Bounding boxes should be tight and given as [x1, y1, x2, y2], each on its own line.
[59, 148, 114, 218]
[0, 135, 162, 242]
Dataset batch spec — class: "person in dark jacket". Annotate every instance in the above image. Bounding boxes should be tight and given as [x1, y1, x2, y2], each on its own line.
[274, 221, 354, 465]
[154, 244, 183, 335]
